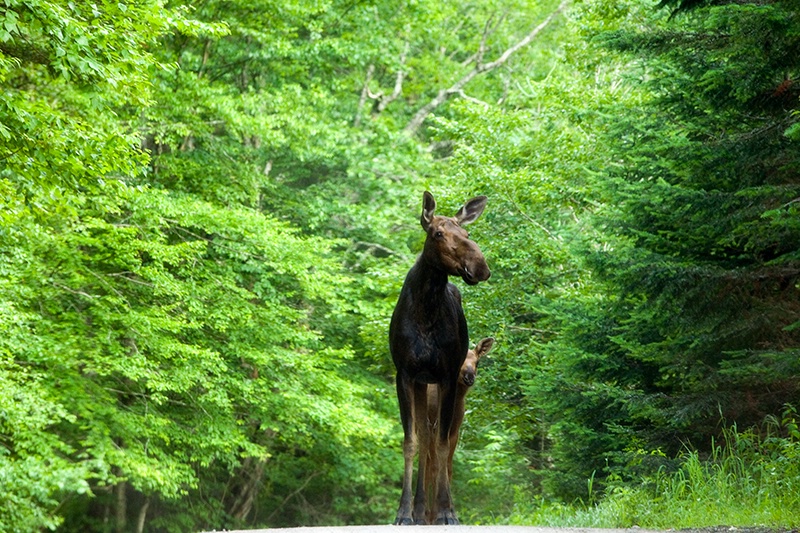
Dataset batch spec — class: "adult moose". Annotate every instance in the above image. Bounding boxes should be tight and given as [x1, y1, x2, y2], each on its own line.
[389, 191, 490, 525]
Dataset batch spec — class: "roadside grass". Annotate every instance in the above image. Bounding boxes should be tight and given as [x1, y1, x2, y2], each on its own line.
[506, 408, 800, 529]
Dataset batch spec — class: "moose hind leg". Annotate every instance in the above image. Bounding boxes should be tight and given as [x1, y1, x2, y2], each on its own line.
[433, 436, 458, 524]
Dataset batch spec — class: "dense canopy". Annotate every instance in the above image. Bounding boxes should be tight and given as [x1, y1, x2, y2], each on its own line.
[1, 0, 799, 531]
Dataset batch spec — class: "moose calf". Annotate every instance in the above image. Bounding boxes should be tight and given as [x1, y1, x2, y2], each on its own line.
[424, 337, 495, 520]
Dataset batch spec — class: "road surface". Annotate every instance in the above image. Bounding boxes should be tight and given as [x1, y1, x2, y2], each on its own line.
[213, 526, 663, 533]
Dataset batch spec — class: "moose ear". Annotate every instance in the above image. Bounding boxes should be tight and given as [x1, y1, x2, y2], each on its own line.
[455, 195, 487, 225]
[475, 337, 494, 359]
[420, 191, 436, 230]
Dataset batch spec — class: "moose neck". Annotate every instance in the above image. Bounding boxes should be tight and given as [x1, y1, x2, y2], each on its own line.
[456, 382, 471, 399]
[410, 253, 452, 295]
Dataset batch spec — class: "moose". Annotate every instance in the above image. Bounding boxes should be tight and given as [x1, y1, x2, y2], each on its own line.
[389, 191, 490, 525]
[424, 336, 495, 520]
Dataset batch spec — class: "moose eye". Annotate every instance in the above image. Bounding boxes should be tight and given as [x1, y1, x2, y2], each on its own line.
[434, 231, 443, 238]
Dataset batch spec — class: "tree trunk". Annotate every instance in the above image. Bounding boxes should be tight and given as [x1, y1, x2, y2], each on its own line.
[230, 458, 267, 522]
[135, 497, 150, 533]
[115, 481, 127, 533]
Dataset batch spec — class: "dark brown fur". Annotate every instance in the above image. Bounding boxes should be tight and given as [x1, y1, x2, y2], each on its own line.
[389, 191, 490, 525]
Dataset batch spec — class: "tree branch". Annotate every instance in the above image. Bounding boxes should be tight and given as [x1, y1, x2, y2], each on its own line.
[403, 0, 569, 135]
[0, 41, 51, 66]
[355, 40, 410, 125]
[266, 471, 321, 522]
[354, 64, 375, 127]
[457, 90, 491, 108]
[377, 40, 409, 113]
[481, 1, 568, 72]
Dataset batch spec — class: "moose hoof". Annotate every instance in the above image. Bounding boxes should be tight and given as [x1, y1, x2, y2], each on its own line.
[393, 516, 414, 526]
[435, 513, 460, 525]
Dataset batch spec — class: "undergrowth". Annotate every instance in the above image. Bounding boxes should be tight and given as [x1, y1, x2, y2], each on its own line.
[506, 405, 800, 529]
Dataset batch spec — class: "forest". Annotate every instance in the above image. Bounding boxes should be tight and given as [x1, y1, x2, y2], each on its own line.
[1, 0, 799, 531]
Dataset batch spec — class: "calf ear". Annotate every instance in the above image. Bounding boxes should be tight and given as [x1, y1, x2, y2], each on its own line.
[475, 337, 495, 359]
[421, 191, 436, 230]
[455, 195, 487, 225]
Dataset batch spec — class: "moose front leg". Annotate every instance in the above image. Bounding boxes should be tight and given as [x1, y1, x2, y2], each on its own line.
[411, 381, 430, 524]
[394, 375, 416, 525]
[432, 381, 459, 525]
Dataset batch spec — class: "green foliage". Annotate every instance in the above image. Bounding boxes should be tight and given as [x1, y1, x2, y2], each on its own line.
[1, 171, 398, 528]
[1, 0, 402, 528]
[3, 0, 800, 528]
[518, 0, 800, 503]
[0, 350, 93, 531]
[508, 408, 800, 528]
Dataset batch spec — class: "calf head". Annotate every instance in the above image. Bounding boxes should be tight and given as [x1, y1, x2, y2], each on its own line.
[460, 337, 494, 387]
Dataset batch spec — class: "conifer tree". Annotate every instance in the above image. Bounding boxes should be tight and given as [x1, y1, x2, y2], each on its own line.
[541, 0, 800, 497]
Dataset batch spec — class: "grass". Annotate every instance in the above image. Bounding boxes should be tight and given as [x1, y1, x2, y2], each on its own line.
[504, 408, 800, 529]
